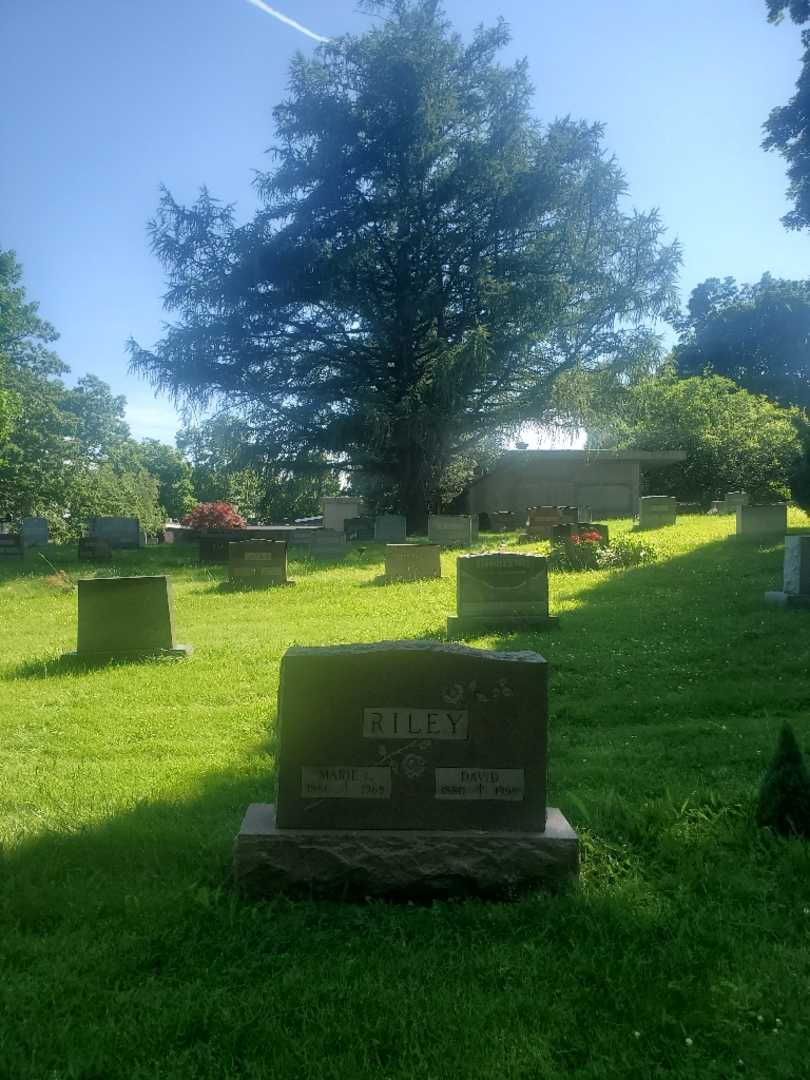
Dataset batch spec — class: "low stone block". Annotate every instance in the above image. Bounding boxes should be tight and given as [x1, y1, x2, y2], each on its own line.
[384, 543, 441, 582]
[638, 496, 677, 529]
[736, 504, 788, 539]
[21, 517, 49, 547]
[321, 497, 366, 533]
[234, 803, 579, 899]
[72, 575, 191, 657]
[0, 534, 23, 559]
[374, 514, 407, 543]
[228, 540, 290, 586]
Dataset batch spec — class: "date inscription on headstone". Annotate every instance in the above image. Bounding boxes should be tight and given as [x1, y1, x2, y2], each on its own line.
[435, 767, 524, 801]
[363, 707, 468, 740]
[301, 766, 391, 799]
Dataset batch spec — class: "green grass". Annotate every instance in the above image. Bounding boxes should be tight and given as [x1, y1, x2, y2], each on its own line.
[2, 516, 810, 1079]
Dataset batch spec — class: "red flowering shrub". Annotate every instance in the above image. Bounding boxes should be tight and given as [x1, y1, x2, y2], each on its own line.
[571, 530, 604, 545]
[182, 502, 247, 529]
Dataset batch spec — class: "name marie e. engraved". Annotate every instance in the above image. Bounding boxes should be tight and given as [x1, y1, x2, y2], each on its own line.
[362, 707, 468, 739]
[301, 766, 391, 799]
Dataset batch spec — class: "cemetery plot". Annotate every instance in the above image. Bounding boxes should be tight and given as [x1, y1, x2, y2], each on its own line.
[235, 641, 578, 898]
[69, 575, 192, 658]
[447, 552, 557, 635]
[228, 540, 291, 586]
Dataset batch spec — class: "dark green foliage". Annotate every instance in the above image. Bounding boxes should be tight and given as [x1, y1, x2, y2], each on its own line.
[674, 275, 810, 409]
[129, 0, 678, 527]
[763, 2, 810, 229]
[756, 723, 810, 837]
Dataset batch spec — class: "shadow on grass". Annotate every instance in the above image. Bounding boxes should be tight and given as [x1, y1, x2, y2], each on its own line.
[10, 649, 193, 680]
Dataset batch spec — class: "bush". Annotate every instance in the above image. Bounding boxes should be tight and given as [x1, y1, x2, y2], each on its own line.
[756, 723, 810, 838]
[594, 535, 658, 569]
[549, 530, 607, 571]
[182, 501, 247, 530]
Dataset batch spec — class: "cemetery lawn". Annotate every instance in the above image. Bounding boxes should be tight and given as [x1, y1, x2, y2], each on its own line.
[3, 515, 810, 1080]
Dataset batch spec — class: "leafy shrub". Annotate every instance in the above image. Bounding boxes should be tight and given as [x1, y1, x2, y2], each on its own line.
[756, 723, 810, 838]
[182, 501, 246, 530]
[549, 530, 607, 571]
[594, 535, 658, 569]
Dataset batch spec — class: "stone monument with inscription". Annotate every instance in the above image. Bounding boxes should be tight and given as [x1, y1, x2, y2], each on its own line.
[68, 575, 192, 658]
[234, 640, 578, 897]
[736, 504, 788, 539]
[447, 552, 556, 635]
[638, 496, 677, 529]
[427, 514, 476, 547]
[384, 543, 441, 583]
[374, 514, 408, 543]
[765, 535, 810, 607]
[228, 540, 290, 586]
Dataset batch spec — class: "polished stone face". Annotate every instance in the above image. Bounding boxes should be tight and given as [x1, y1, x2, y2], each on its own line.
[274, 640, 548, 832]
[374, 514, 408, 542]
[427, 515, 474, 547]
[384, 544, 441, 582]
[76, 575, 180, 654]
[455, 552, 549, 618]
[783, 535, 810, 595]
[228, 540, 288, 584]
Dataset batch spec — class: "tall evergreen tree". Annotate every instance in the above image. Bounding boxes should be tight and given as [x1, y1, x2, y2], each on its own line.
[129, 0, 678, 526]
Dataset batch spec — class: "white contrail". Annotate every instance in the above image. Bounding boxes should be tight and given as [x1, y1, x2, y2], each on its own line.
[245, 0, 330, 42]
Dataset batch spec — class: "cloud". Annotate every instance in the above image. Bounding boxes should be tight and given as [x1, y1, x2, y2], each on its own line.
[245, 0, 330, 43]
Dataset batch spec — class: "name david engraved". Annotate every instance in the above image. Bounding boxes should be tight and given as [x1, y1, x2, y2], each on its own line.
[363, 707, 469, 739]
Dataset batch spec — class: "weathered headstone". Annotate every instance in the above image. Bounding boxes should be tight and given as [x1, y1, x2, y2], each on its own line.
[447, 552, 556, 635]
[489, 510, 518, 533]
[69, 575, 192, 657]
[736, 504, 788, 539]
[374, 514, 408, 543]
[229, 540, 290, 586]
[427, 514, 475, 547]
[524, 506, 563, 540]
[344, 516, 375, 541]
[321, 496, 366, 533]
[0, 534, 23, 560]
[765, 535, 810, 607]
[298, 529, 348, 560]
[21, 517, 49, 547]
[199, 534, 234, 564]
[78, 537, 113, 561]
[384, 543, 441, 582]
[710, 491, 749, 515]
[88, 516, 141, 550]
[638, 496, 677, 529]
[234, 640, 578, 897]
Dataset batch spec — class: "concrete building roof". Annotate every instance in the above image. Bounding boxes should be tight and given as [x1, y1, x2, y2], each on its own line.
[498, 449, 687, 465]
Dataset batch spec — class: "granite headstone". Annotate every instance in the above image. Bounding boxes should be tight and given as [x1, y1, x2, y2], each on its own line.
[374, 514, 408, 543]
[384, 543, 441, 582]
[71, 575, 192, 657]
[765, 535, 810, 607]
[229, 540, 290, 586]
[447, 552, 556, 635]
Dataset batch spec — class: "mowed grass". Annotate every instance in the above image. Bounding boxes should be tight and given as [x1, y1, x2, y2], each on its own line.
[2, 515, 810, 1080]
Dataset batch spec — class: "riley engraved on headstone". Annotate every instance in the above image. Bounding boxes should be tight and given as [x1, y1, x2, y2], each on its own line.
[384, 543, 441, 582]
[234, 640, 578, 897]
[78, 537, 113, 561]
[0, 534, 23, 560]
[69, 575, 192, 657]
[765, 535, 810, 607]
[229, 540, 290, 586]
[447, 552, 557, 635]
[638, 496, 677, 529]
[427, 514, 475, 547]
[21, 517, 49, 547]
[374, 514, 408, 543]
[736, 504, 788, 539]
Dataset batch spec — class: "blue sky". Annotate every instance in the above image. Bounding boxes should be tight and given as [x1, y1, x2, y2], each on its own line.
[1, 0, 807, 445]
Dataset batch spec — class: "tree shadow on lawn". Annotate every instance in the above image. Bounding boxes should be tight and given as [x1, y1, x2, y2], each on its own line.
[9, 649, 194, 681]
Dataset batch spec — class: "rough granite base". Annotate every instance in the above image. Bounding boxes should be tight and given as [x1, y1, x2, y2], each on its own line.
[447, 614, 558, 636]
[764, 591, 810, 608]
[66, 644, 193, 659]
[234, 803, 579, 899]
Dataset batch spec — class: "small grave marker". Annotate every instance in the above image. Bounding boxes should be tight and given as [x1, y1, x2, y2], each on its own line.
[234, 640, 578, 897]
[69, 575, 192, 657]
[384, 543, 441, 582]
[447, 552, 556, 635]
[736, 504, 788, 539]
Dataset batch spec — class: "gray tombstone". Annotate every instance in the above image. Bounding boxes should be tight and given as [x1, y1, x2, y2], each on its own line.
[765, 535, 810, 607]
[427, 514, 475, 547]
[447, 552, 557, 635]
[199, 534, 233, 564]
[344, 516, 375, 541]
[228, 540, 290, 586]
[638, 496, 677, 529]
[21, 517, 49, 547]
[374, 514, 408, 543]
[69, 575, 192, 657]
[300, 529, 348, 560]
[523, 506, 563, 540]
[384, 543, 441, 582]
[736, 504, 788, 539]
[0, 534, 23, 560]
[88, 516, 141, 550]
[234, 640, 578, 898]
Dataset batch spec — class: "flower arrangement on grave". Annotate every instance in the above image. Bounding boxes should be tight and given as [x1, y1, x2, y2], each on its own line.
[182, 501, 247, 530]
